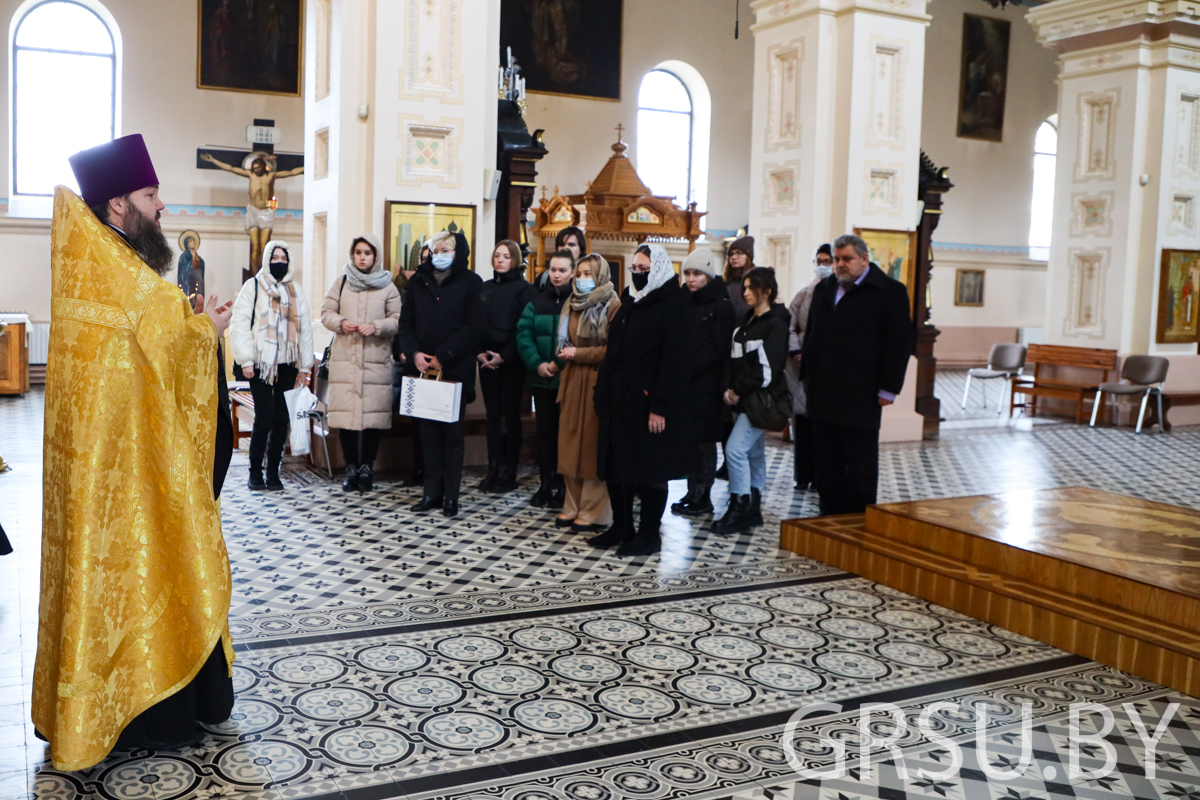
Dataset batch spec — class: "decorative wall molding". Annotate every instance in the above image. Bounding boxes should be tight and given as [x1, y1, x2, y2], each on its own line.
[862, 162, 903, 216]
[1074, 88, 1120, 183]
[765, 38, 803, 153]
[1068, 190, 1115, 237]
[397, 115, 462, 188]
[1175, 91, 1200, 177]
[1169, 191, 1197, 236]
[399, 0, 464, 104]
[760, 229, 796, 274]
[1064, 247, 1109, 339]
[761, 160, 801, 216]
[867, 37, 907, 150]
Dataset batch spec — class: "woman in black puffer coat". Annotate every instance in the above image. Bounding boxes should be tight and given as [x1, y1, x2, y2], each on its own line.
[396, 230, 484, 518]
[713, 267, 790, 535]
[477, 240, 537, 494]
[672, 248, 735, 518]
[593, 244, 698, 557]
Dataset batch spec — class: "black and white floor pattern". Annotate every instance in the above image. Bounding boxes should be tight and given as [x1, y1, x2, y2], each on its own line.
[3, 384, 1200, 800]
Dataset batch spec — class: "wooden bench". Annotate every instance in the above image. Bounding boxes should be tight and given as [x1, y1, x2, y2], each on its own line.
[229, 372, 312, 451]
[1009, 344, 1118, 423]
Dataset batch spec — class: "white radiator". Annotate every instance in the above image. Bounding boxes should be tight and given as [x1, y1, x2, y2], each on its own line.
[28, 322, 50, 365]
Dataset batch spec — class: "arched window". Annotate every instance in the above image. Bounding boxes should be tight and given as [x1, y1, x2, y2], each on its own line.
[9, 0, 120, 215]
[1028, 115, 1057, 261]
[637, 69, 694, 208]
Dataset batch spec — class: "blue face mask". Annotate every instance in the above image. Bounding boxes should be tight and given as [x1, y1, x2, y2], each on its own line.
[432, 252, 454, 270]
[576, 277, 596, 294]
[815, 264, 833, 280]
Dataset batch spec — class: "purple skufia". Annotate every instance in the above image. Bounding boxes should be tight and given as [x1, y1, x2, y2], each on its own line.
[68, 134, 160, 208]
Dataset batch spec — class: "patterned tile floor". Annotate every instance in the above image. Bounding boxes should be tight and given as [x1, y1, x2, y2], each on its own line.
[2, 374, 1200, 800]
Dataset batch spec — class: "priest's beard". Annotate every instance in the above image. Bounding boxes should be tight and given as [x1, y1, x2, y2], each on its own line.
[125, 203, 173, 276]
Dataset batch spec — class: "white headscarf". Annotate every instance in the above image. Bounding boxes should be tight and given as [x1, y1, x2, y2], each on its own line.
[630, 244, 677, 303]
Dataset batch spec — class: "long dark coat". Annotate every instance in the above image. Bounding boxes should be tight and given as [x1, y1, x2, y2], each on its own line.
[800, 264, 913, 430]
[595, 279, 698, 485]
[480, 269, 536, 364]
[396, 232, 485, 403]
[687, 277, 735, 443]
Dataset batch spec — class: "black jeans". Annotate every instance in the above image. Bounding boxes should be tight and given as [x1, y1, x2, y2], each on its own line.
[532, 387, 560, 483]
[248, 364, 299, 476]
[687, 443, 718, 496]
[811, 419, 879, 515]
[794, 413, 815, 487]
[480, 362, 526, 464]
[420, 398, 466, 501]
[608, 482, 669, 537]
[339, 429, 381, 468]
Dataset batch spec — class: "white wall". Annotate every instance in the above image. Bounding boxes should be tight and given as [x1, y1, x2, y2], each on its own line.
[522, 0, 754, 237]
[0, 0, 305, 323]
[920, 0, 1059, 249]
[930, 247, 1047, 327]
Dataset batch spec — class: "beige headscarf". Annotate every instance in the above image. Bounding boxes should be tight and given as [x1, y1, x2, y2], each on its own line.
[560, 254, 617, 345]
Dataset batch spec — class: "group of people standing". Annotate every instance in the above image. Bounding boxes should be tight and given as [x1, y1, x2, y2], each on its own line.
[228, 224, 913, 555]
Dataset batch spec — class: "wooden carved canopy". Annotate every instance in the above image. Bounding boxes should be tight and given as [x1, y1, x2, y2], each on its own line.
[529, 130, 706, 274]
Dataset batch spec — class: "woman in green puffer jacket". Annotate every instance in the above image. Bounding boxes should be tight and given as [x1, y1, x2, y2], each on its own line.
[516, 249, 575, 508]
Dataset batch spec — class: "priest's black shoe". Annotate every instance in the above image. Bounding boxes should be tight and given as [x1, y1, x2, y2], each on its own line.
[589, 524, 633, 549]
[248, 470, 266, 491]
[403, 469, 424, 487]
[358, 465, 374, 491]
[265, 472, 284, 491]
[442, 498, 460, 518]
[342, 465, 359, 492]
[712, 494, 751, 535]
[412, 495, 443, 513]
[748, 487, 764, 527]
[529, 483, 552, 508]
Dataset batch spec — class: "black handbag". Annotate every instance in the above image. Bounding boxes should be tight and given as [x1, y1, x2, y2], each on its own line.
[317, 276, 347, 381]
[744, 383, 792, 432]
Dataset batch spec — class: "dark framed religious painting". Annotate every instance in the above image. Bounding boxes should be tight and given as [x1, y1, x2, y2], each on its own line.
[1156, 249, 1200, 343]
[955, 269, 985, 307]
[500, 0, 623, 101]
[957, 14, 1010, 143]
[198, 0, 304, 96]
[384, 201, 477, 274]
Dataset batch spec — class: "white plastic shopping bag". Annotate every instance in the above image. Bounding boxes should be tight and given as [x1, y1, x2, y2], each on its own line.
[283, 386, 318, 456]
[400, 371, 462, 423]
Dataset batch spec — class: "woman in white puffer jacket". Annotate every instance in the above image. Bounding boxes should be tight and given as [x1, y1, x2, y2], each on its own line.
[229, 240, 315, 491]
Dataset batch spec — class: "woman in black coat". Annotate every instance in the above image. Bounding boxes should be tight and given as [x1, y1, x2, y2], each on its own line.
[593, 244, 698, 557]
[396, 230, 484, 517]
[671, 248, 735, 517]
[477, 240, 537, 494]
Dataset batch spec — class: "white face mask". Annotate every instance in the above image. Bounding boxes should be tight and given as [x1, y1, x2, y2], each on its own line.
[432, 252, 454, 270]
[815, 264, 833, 280]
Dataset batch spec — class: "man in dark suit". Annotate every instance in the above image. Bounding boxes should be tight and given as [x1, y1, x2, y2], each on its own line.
[801, 233, 913, 515]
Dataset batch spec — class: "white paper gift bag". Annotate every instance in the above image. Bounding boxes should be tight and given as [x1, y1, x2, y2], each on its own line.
[400, 371, 462, 423]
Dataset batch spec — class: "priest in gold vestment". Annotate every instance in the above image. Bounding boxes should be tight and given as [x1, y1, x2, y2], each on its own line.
[33, 134, 237, 771]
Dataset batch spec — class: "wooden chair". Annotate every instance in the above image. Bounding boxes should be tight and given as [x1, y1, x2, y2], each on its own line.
[1009, 344, 1118, 423]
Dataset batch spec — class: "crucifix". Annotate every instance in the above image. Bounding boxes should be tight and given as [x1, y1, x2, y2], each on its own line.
[197, 119, 304, 280]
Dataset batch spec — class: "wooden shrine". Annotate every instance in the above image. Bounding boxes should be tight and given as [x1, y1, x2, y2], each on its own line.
[529, 127, 705, 279]
[913, 151, 952, 438]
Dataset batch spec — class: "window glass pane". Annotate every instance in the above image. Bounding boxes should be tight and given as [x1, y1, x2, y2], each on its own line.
[638, 70, 690, 113]
[1034, 121, 1057, 156]
[1028, 151, 1055, 258]
[15, 49, 114, 195]
[637, 108, 690, 204]
[15, 2, 113, 54]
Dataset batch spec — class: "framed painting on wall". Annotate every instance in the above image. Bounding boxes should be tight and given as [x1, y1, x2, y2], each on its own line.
[198, 0, 304, 96]
[1156, 249, 1200, 343]
[955, 269, 985, 307]
[384, 201, 477, 275]
[956, 14, 1010, 143]
[499, 0, 622, 100]
[854, 228, 917, 310]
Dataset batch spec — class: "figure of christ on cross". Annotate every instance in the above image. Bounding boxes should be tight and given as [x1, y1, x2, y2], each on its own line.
[201, 152, 303, 278]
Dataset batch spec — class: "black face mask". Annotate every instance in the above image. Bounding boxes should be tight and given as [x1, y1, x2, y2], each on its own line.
[270, 261, 289, 280]
[631, 271, 650, 291]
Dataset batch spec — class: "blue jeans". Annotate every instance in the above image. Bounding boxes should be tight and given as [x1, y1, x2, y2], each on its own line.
[725, 413, 766, 496]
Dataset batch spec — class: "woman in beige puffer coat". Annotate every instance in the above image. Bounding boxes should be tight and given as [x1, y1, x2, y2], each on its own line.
[321, 233, 402, 491]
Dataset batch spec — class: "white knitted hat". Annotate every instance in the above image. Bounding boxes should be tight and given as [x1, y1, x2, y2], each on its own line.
[681, 248, 718, 278]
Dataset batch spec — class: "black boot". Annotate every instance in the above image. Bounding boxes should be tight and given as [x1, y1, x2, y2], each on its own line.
[412, 495, 443, 512]
[715, 462, 729, 481]
[671, 485, 699, 515]
[590, 523, 634, 549]
[748, 487, 764, 527]
[247, 468, 266, 491]
[492, 461, 519, 494]
[478, 458, 499, 493]
[265, 469, 284, 491]
[530, 472, 552, 508]
[442, 498, 460, 518]
[404, 469, 424, 487]
[616, 525, 662, 556]
[712, 495, 751, 535]
[341, 465, 359, 492]
[683, 488, 714, 516]
[358, 465, 374, 492]
[547, 475, 566, 510]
